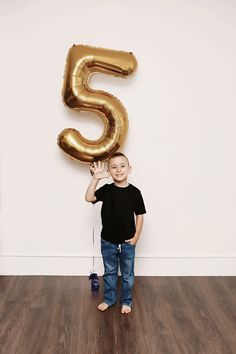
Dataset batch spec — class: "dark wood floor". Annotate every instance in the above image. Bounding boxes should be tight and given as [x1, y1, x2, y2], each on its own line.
[0, 276, 235, 354]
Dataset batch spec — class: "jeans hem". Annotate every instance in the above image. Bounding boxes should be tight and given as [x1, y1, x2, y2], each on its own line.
[120, 302, 133, 308]
[104, 300, 116, 307]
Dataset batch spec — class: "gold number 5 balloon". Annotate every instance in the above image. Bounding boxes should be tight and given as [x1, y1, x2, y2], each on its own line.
[57, 44, 137, 164]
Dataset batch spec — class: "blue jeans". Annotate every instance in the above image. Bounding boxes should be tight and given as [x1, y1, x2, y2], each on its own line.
[101, 238, 136, 308]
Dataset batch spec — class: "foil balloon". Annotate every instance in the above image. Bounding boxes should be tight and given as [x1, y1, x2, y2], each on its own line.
[57, 44, 137, 164]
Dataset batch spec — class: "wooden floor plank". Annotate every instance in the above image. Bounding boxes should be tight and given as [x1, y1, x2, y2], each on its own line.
[0, 301, 28, 354]
[134, 276, 181, 354]
[45, 277, 85, 354]
[217, 276, 236, 301]
[194, 276, 236, 353]
[160, 277, 216, 354]
[177, 276, 235, 354]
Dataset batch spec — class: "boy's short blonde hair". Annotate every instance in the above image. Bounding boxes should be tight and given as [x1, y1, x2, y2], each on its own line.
[107, 152, 130, 167]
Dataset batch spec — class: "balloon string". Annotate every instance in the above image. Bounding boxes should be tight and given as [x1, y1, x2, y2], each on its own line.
[92, 203, 95, 273]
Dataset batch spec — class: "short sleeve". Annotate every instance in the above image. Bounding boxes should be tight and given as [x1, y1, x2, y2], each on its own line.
[134, 190, 146, 215]
[92, 184, 108, 204]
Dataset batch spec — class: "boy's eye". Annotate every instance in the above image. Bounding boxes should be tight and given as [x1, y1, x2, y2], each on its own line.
[111, 164, 125, 169]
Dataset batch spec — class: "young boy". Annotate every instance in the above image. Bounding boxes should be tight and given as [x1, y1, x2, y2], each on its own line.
[85, 152, 146, 314]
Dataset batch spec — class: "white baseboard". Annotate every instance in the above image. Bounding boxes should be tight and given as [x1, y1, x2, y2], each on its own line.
[0, 253, 235, 275]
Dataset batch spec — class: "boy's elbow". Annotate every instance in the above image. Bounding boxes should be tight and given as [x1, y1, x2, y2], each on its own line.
[85, 196, 96, 203]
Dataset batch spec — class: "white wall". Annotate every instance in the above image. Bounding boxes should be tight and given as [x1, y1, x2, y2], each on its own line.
[1, 0, 236, 275]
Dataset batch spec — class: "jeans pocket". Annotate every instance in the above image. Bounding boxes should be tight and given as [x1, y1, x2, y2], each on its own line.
[126, 242, 136, 248]
[101, 238, 111, 246]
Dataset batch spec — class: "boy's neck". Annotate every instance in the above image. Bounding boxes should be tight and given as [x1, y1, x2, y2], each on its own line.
[113, 179, 129, 188]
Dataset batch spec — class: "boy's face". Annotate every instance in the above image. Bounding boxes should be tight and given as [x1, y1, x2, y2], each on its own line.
[107, 156, 131, 183]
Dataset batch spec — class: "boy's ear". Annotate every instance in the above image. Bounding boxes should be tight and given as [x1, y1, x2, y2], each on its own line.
[107, 168, 111, 176]
[129, 165, 132, 174]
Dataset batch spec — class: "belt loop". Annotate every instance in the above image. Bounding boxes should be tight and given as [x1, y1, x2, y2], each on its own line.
[117, 244, 121, 253]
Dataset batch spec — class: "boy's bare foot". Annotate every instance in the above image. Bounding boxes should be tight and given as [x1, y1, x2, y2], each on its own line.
[97, 302, 109, 311]
[121, 305, 132, 314]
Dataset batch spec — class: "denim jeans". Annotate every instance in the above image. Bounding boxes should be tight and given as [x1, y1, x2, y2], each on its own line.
[101, 237, 136, 308]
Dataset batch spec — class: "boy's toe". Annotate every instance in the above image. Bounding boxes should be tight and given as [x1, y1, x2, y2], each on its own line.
[97, 302, 109, 311]
[121, 305, 132, 314]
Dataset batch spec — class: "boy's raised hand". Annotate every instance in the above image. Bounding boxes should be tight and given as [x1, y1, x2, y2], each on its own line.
[90, 161, 109, 180]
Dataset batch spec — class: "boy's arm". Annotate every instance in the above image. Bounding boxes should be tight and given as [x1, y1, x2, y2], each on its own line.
[134, 214, 144, 242]
[85, 161, 109, 202]
[125, 214, 144, 245]
[85, 176, 99, 202]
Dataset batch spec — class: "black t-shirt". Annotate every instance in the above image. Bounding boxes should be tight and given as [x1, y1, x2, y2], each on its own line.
[92, 183, 146, 243]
